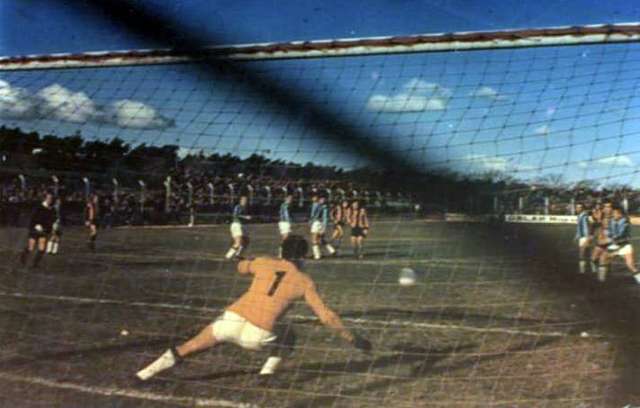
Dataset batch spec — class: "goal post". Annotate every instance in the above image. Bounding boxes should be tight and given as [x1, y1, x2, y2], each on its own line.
[2, 22, 640, 69]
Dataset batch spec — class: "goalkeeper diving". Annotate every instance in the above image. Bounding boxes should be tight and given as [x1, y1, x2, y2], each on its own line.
[136, 234, 372, 381]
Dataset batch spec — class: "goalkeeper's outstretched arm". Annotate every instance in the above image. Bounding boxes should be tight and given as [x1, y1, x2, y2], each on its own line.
[304, 281, 371, 352]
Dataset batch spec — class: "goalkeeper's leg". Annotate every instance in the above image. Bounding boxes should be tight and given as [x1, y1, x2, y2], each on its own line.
[136, 323, 218, 381]
[260, 324, 296, 376]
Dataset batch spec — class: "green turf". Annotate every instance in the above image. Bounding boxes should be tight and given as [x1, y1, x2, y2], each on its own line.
[0, 220, 637, 407]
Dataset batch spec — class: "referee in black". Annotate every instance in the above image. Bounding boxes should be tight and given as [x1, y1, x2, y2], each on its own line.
[20, 192, 56, 268]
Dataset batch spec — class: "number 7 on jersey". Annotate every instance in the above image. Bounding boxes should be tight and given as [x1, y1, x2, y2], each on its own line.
[267, 271, 286, 296]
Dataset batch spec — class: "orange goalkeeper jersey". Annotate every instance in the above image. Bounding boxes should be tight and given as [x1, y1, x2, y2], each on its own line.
[226, 257, 348, 335]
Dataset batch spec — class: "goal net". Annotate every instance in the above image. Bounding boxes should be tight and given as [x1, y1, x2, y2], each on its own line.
[1, 23, 640, 407]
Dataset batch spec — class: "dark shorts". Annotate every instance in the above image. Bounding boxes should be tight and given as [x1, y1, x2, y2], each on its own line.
[28, 230, 48, 240]
[351, 227, 367, 238]
[336, 221, 345, 227]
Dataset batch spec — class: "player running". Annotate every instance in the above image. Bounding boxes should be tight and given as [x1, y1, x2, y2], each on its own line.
[601, 206, 640, 284]
[225, 196, 251, 260]
[309, 194, 336, 260]
[278, 194, 294, 258]
[85, 194, 99, 252]
[330, 199, 350, 252]
[574, 203, 591, 274]
[19, 192, 56, 268]
[349, 200, 370, 259]
[46, 196, 63, 256]
[136, 235, 371, 381]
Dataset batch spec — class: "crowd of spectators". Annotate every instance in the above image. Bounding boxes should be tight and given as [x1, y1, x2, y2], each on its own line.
[499, 185, 639, 215]
[0, 168, 414, 227]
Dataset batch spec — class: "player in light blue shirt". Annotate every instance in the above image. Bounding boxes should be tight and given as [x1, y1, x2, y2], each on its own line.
[226, 196, 251, 260]
[278, 195, 294, 257]
[604, 206, 640, 283]
[574, 203, 591, 274]
[309, 194, 335, 260]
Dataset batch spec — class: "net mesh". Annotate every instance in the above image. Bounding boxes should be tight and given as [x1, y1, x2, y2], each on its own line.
[1, 38, 639, 407]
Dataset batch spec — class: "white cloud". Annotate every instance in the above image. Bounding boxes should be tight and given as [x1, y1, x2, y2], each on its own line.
[577, 155, 634, 168]
[546, 106, 556, 117]
[469, 86, 507, 101]
[514, 164, 537, 172]
[367, 78, 451, 113]
[464, 154, 509, 172]
[367, 94, 446, 112]
[596, 155, 634, 167]
[107, 100, 174, 129]
[0, 80, 173, 130]
[403, 79, 452, 98]
[534, 124, 551, 135]
[38, 84, 97, 123]
[177, 147, 202, 159]
[0, 80, 38, 118]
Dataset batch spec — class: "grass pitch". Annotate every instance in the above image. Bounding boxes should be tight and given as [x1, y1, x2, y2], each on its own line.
[1, 220, 639, 407]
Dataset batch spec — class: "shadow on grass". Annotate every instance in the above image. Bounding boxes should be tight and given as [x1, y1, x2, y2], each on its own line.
[0, 338, 172, 369]
[289, 336, 560, 407]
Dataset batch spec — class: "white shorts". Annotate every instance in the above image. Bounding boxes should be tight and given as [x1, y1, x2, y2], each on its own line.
[212, 311, 276, 351]
[578, 237, 590, 248]
[612, 244, 633, 257]
[310, 221, 325, 235]
[230, 222, 244, 238]
[278, 221, 291, 236]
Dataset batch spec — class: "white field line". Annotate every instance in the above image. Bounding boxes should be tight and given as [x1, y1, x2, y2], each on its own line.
[84, 251, 527, 267]
[0, 291, 578, 338]
[114, 219, 432, 230]
[0, 372, 258, 408]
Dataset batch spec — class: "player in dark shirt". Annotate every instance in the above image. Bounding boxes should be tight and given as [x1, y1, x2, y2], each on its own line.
[20, 193, 56, 268]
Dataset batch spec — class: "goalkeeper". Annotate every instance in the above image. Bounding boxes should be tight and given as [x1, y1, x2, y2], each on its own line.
[19, 192, 56, 268]
[137, 234, 371, 381]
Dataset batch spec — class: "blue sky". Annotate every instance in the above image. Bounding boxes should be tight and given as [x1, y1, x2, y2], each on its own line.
[1, 0, 640, 186]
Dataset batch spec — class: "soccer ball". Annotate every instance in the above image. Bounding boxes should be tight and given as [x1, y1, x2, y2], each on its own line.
[398, 267, 416, 286]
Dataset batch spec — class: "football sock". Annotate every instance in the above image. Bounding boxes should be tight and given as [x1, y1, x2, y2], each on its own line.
[597, 266, 607, 283]
[136, 348, 179, 381]
[579, 260, 586, 274]
[259, 356, 282, 375]
[325, 244, 336, 255]
[225, 247, 237, 259]
[52, 242, 59, 255]
[46, 241, 53, 254]
[312, 245, 321, 260]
